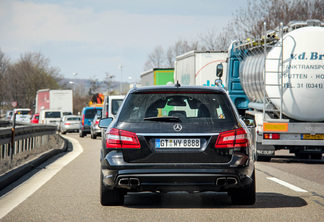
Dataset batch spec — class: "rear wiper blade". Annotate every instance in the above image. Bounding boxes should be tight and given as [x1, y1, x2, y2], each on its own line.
[144, 116, 180, 122]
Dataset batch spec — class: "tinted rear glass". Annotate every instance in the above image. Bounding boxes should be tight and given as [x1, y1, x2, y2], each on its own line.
[45, 112, 61, 118]
[85, 109, 102, 119]
[67, 117, 80, 121]
[16, 110, 31, 115]
[118, 93, 236, 125]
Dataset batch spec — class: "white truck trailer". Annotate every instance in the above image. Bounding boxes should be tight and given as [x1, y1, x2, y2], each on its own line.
[35, 89, 73, 115]
[174, 51, 228, 88]
[230, 20, 324, 161]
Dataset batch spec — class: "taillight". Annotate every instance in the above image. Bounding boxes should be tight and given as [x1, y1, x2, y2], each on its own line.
[215, 128, 248, 148]
[95, 120, 99, 125]
[263, 133, 280, 139]
[82, 114, 85, 125]
[105, 128, 141, 149]
[65, 123, 71, 125]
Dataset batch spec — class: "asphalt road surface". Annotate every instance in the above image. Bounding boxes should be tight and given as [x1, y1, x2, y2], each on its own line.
[0, 133, 323, 222]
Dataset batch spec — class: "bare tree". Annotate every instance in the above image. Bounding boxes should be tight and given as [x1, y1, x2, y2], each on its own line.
[226, 0, 324, 43]
[166, 39, 200, 68]
[143, 46, 165, 70]
[199, 27, 221, 51]
[102, 72, 118, 95]
[6, 52, 61, 110]
[0, 49, 10, 110]
[88, 76, 100, 95]
[144, 0, 323, 70]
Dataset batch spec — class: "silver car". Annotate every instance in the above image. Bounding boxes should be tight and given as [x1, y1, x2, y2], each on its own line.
[60, 115, 81, 134]
[90, 113, 102, 139]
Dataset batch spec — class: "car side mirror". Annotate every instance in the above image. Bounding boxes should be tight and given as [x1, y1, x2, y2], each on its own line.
[99, 117, 113, 128]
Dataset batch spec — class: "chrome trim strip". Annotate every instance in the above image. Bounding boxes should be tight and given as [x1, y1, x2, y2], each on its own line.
[137, 133, 218, 136]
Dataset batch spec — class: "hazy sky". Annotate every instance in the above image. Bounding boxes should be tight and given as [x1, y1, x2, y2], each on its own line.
[0, 0, 247, 83]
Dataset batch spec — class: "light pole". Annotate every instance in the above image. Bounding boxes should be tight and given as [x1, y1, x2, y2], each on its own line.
[118, 65, 123, 94]
[73, 72, 78, 93]
[69, 81, 81, 95]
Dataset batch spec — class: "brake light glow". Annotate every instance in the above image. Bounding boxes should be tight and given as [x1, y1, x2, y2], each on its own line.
[215, 128, 248, 148]
[106, 128, 141, 149]
[263, 133, 280, 139]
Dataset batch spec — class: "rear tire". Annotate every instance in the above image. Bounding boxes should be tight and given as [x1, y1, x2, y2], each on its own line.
[79, 130, 84, 138]
[100, 174, 125, 206]
[230, 171, 256, 205]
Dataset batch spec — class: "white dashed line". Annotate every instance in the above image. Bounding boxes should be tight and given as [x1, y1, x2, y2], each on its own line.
[267, 177, 308, 193]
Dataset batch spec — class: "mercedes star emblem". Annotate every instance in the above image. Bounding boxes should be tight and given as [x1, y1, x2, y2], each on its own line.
[173, 123, 182, 132]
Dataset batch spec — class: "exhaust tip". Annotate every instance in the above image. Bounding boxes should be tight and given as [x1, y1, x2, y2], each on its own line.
[216, 177, 226, 186]
[216, 177, 238, 186]
[118, 178, 141, 188]
[130, 178, 140, 186]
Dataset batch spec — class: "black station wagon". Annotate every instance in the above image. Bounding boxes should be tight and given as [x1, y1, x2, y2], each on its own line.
[99, 83, 256, 205]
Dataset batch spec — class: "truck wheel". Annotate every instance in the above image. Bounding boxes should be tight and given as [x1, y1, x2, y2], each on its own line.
[230, 171, 256, 205]
[100, 174, 125, 206]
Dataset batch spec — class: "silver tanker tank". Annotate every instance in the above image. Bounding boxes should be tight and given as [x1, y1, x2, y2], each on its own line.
[240, 25, 324, 121]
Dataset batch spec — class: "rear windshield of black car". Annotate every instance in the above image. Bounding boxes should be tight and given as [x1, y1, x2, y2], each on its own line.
[118, 92, 237, 125]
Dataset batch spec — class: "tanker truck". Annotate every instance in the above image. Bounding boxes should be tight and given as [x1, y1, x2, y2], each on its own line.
[222, 19, 324, 161]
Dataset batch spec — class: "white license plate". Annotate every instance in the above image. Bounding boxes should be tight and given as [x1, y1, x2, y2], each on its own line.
[155, 139, 200, 148]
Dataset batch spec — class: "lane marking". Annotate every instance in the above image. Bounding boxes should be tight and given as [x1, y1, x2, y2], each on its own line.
[0, 136, 83, 219]
[267, 177, 308, 193]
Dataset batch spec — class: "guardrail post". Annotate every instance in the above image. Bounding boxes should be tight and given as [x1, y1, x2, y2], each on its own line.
[11, 112, 16, 163]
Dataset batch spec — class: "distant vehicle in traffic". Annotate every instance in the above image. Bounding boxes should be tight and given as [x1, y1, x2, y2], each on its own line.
[60, 115, 81, 134]
[79, 106, 102, 137]
[11, 108, 32, 123]
[39, 110, 62, 128]
[5, 111, 13, 120]
[30, 113, 39, 124]
[99, 84, 256, 206]
[102, 95, 125, 119]
[90, 113, 102, 139]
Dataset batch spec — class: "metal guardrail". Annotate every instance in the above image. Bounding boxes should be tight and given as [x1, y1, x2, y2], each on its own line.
[0, 122, 58, 160]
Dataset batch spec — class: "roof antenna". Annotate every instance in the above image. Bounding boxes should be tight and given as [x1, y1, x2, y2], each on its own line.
[174, 80, 181, 88]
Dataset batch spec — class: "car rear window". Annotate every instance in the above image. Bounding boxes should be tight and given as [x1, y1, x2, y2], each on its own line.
[16, 110, 31, 115]
[67, 117, 80, 121]
[85, 109, 102, 119]
[118, 92, 236, 124]
[45, 112, 61, 118]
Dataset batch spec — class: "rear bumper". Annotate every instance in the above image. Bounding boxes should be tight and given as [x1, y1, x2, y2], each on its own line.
[92, 126, 101, 135]
[62, 125, 79, 132]
[101, 151, 254, 192]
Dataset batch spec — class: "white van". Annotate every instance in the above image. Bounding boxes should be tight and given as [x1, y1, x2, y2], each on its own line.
[11, 108, 32, 123]
[39, 110, 62, 128]
[102, 95, 125, 119]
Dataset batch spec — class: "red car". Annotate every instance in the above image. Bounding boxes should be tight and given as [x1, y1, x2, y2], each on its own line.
[31, 113, 39, 124]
